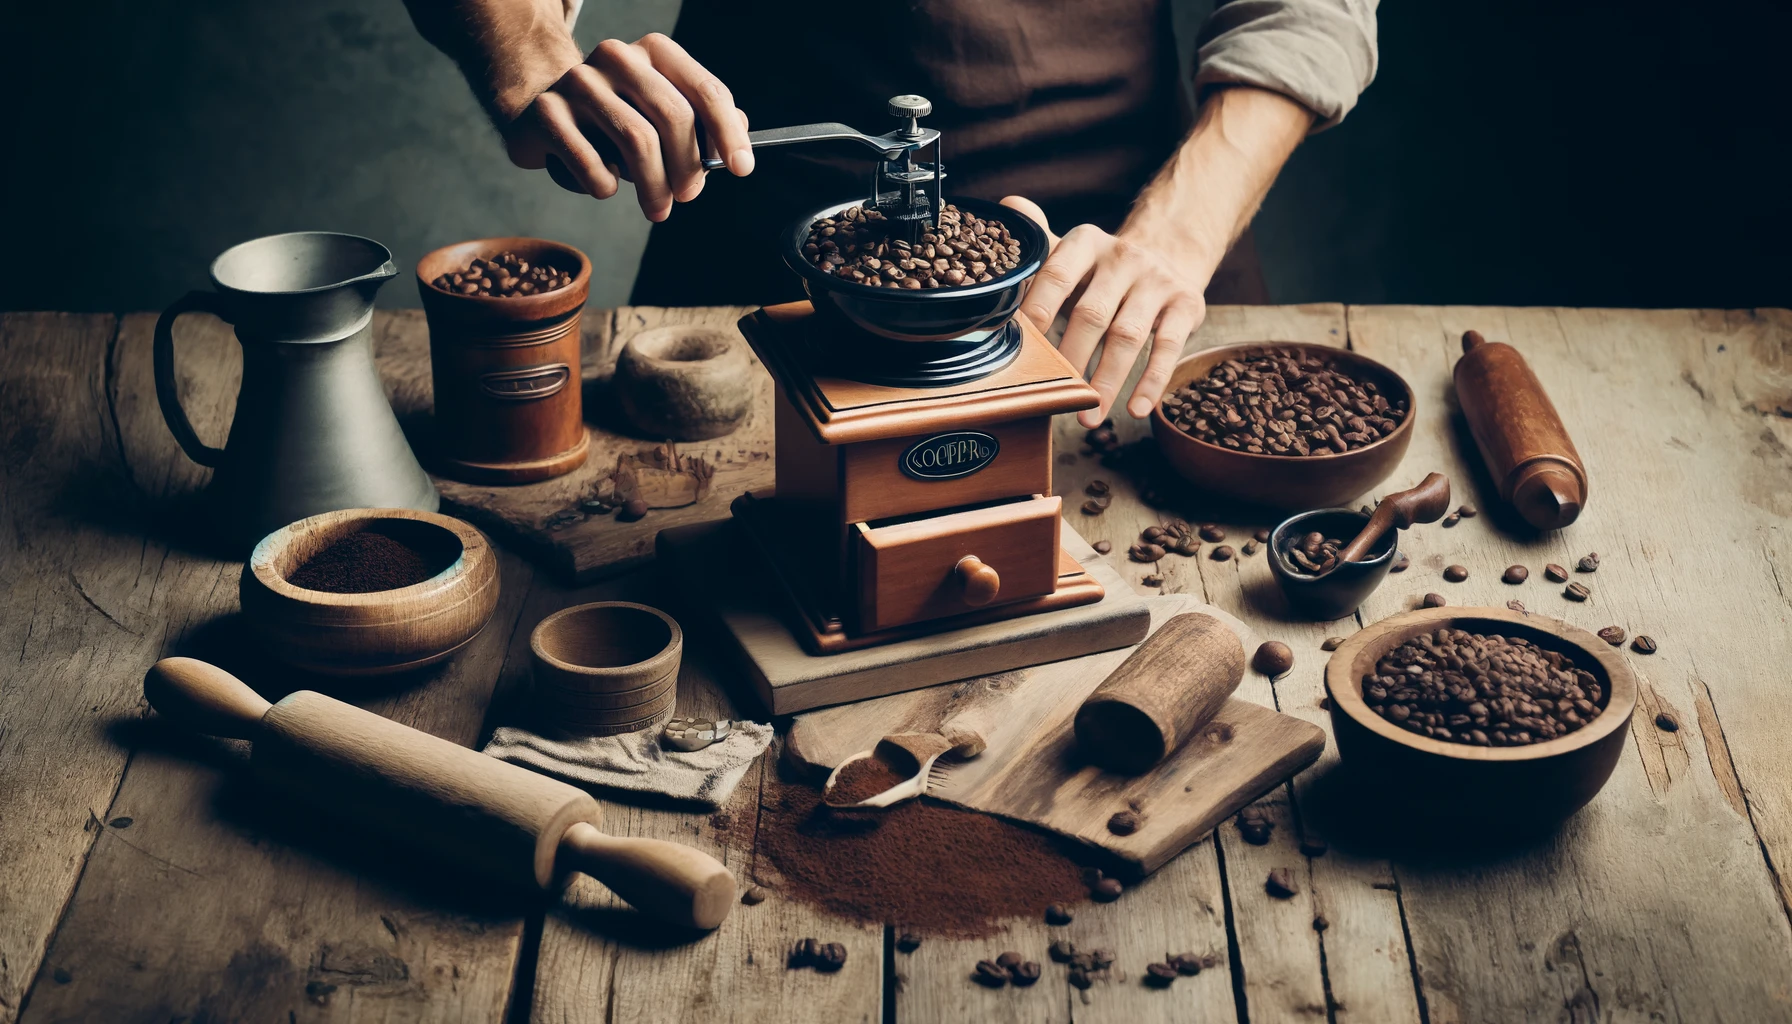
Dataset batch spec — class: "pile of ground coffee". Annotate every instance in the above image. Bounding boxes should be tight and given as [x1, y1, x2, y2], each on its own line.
[1362, 627, 1605, 746]
[286, 529, 453, 593]
[759, 781, 1090, 937]
[824, 755, 908, 806]
[802, 204, 1022, 289]
[431, 250, 572, 298]
[1161, 347, 1407, 456]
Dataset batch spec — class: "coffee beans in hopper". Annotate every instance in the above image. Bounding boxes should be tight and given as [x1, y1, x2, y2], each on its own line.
[803, 203, 1021, 288]
[1362, 627, 1605, 746]
[1160, 347, 1407, 456]
[431, 251, 573, 297]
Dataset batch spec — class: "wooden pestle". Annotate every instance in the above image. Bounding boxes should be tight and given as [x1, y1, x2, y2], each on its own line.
[1074, 613, 1245, 774]
[143, 657, 736, 930]
[1455, 330, 1588, 530]
[1334, 472, 1453, 565]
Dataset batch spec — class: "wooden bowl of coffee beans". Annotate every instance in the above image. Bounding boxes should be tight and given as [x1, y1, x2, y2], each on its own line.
[1150, 343, 1414, 510]
[241, 508, 500, 676]
[1324, 606, 1637, 829]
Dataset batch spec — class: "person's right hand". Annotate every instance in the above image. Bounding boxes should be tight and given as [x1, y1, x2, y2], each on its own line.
[503, 33, 753, 222]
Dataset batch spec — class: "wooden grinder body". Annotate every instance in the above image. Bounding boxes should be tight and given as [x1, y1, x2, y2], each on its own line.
[1453, 333, 1587, 530]
[255, 690, 598, 891]
[1074, 613, 1246, 773]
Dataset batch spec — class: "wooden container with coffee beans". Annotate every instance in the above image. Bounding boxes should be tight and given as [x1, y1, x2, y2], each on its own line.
[416, 237, 591, 483]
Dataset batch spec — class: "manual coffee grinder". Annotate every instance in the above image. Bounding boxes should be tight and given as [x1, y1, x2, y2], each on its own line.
[722, 96, 1111, 653]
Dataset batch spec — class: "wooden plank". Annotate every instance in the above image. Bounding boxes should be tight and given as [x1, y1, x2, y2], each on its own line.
[375, 307, 775, 583]
[1346, 305, 1792, 1020]
[521, 573, 882, 1024]
[18, 311, 537, 1022]
[1052, 302, 1425, 1022]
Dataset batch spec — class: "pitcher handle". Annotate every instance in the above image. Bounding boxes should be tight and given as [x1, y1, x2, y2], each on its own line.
[154, 290, 229, 468]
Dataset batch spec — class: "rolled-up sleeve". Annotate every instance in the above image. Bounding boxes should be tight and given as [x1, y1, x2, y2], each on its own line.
[1194, 0, 1379, 131]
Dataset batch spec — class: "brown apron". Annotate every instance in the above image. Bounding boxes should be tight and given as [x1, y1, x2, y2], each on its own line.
[630, 0, 1191, 306]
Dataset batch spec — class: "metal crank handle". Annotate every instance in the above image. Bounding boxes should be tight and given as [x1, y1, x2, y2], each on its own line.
[700, 122, 941, 171]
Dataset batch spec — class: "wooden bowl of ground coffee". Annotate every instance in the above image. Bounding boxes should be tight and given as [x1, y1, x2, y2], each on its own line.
[1151, 343, 1414, 511]
[241, 508, 500, 676]
[1324, 606, 1637, 830]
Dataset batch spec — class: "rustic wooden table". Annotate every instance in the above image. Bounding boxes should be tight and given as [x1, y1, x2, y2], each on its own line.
[4, 304, 1790, 1023]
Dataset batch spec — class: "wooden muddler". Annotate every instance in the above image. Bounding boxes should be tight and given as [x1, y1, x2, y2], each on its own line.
[1073, 613, 1245, 774]
[1455, 330, 1588, 530]
[143, 657, 736, 930]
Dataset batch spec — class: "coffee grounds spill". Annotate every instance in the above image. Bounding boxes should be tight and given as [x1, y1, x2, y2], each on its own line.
[286, 530, 451, 593]
[825, 755, 909, 806]
[759, 780, 1092, 938]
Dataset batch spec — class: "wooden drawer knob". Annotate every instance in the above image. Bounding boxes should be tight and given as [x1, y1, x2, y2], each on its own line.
[956, 556, 1001, 606]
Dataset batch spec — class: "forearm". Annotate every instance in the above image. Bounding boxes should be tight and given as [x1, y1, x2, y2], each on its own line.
[1119, 85, 1313, 283]
[402, 0, 582, 123]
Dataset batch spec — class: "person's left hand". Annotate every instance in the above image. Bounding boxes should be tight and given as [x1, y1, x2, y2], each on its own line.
[1002, 196, 1209, 429]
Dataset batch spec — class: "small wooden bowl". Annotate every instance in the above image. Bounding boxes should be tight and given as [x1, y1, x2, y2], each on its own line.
[1324, 607, 1637, 828]
[241, 508, 500, 676]
[531, 602, 682, 736]
[612, 325, 754, 441]
[1150, 343, 1415, 510]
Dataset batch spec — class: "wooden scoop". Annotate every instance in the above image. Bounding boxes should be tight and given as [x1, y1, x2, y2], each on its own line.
[144, 657, 736, 929]
[1333, 472, 1453, 566]
[822, 727, 986, 809]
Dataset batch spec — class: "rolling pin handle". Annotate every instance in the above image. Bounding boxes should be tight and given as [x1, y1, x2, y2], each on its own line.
[956, 555, 1001, 606]
[558, 822, 737, 930]
[1462, 329, 1487, 353]
[143, 657, 273, 740]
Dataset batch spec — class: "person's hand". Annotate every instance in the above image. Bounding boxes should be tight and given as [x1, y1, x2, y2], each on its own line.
[1001, 196, 1210, 429]
[504, 33, 753, 222]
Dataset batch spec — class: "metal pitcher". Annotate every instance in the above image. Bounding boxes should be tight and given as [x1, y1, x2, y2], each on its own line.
[155, 231, 438, 549]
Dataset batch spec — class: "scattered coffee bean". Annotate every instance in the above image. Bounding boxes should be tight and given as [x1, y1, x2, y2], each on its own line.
[1092, 877, 1124, 902]
[1237, 807, 1274, 845]
[1011, 961, 1041, 986]
[974, 960, 1009, 988]
[1083, 866, 1105, 887]
[1145, 962, 1179, 987]
[1390, 553, 1411, 573]
[1170, 953, 1202, 976]
[804, 203, 1021, 288]
[1321, 636, 1346, 651]
[897, 932, 922, 953]
[1211, 544, 1235, 561]
[619, 497, 649, 522]
[1045, 905, 1073, 926]
[1597, 625, 1626, 646]
[1241, 539, 1259, 556]
[790, 938, 822, 969]
[1313, 915, 1330, 932]
[995, 951, 1024, 970]
[1129, 542, 1165, 563]
[1254, 641, 1295, 677]
[1544, 563, 1569, 582]
[1363, 626, 1605, 746]
[1093, 540, 1112, 555]
[1049, 940, 1078, 964]
[1564, 582, 1591, 601]
[1299, 836, 1329, 857]
[1199, 524, 1227, 542]
[1253, 528, 1272, 543]
[107, 817, 133, 829]
[431, 250, 575, 298]
[1577, 552, 1600, 573]
[1283, 530, 1345, 575]
[816, 942, 848, 972]
[1457, 503, 1478, 518]
[1160, 347, 1407, 456]
[1507, 599, 1527, 612]
[1081, 499, 1106, 516]
[1655, 712, 1679, 732]
[1632, 635, 1658, 654]
[1108, 810, 1141, 835]
[1068, 968, 1092, 990]
[1443, 565, 1469, 582]
[1085, 480, 1111, 498]
[1502, 565, 1529, 584]
[1441, 513, 1461, 528]
[1421, 593, 1448, 608]
[1142, 573, 1164, 587]
[1265, 867, 1299, 899]
[741, 885, 767, 906]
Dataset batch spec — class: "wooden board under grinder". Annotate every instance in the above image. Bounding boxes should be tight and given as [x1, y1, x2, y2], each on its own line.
[785, 593, 1327, 876]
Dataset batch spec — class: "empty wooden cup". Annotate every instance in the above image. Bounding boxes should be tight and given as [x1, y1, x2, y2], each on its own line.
[530, 602, 683, 736]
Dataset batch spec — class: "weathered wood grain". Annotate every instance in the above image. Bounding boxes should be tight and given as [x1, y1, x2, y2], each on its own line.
[17, 312, 538, 1023]
[1346, 304, 1792, 1021]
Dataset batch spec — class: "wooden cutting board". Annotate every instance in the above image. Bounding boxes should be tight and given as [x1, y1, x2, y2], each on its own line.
[784, 593, 1327, 876]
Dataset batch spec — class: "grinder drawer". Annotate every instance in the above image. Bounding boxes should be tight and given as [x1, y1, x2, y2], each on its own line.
[852, 495, 1062, 633]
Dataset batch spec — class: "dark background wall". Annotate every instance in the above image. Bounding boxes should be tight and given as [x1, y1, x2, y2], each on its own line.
[3, 0, 1787, 313]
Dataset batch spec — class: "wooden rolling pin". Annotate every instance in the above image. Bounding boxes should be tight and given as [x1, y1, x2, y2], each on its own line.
[143, 657, 736, 929]
[1455, 330, 1588, 530]
[1073, 613, 1245, 774]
